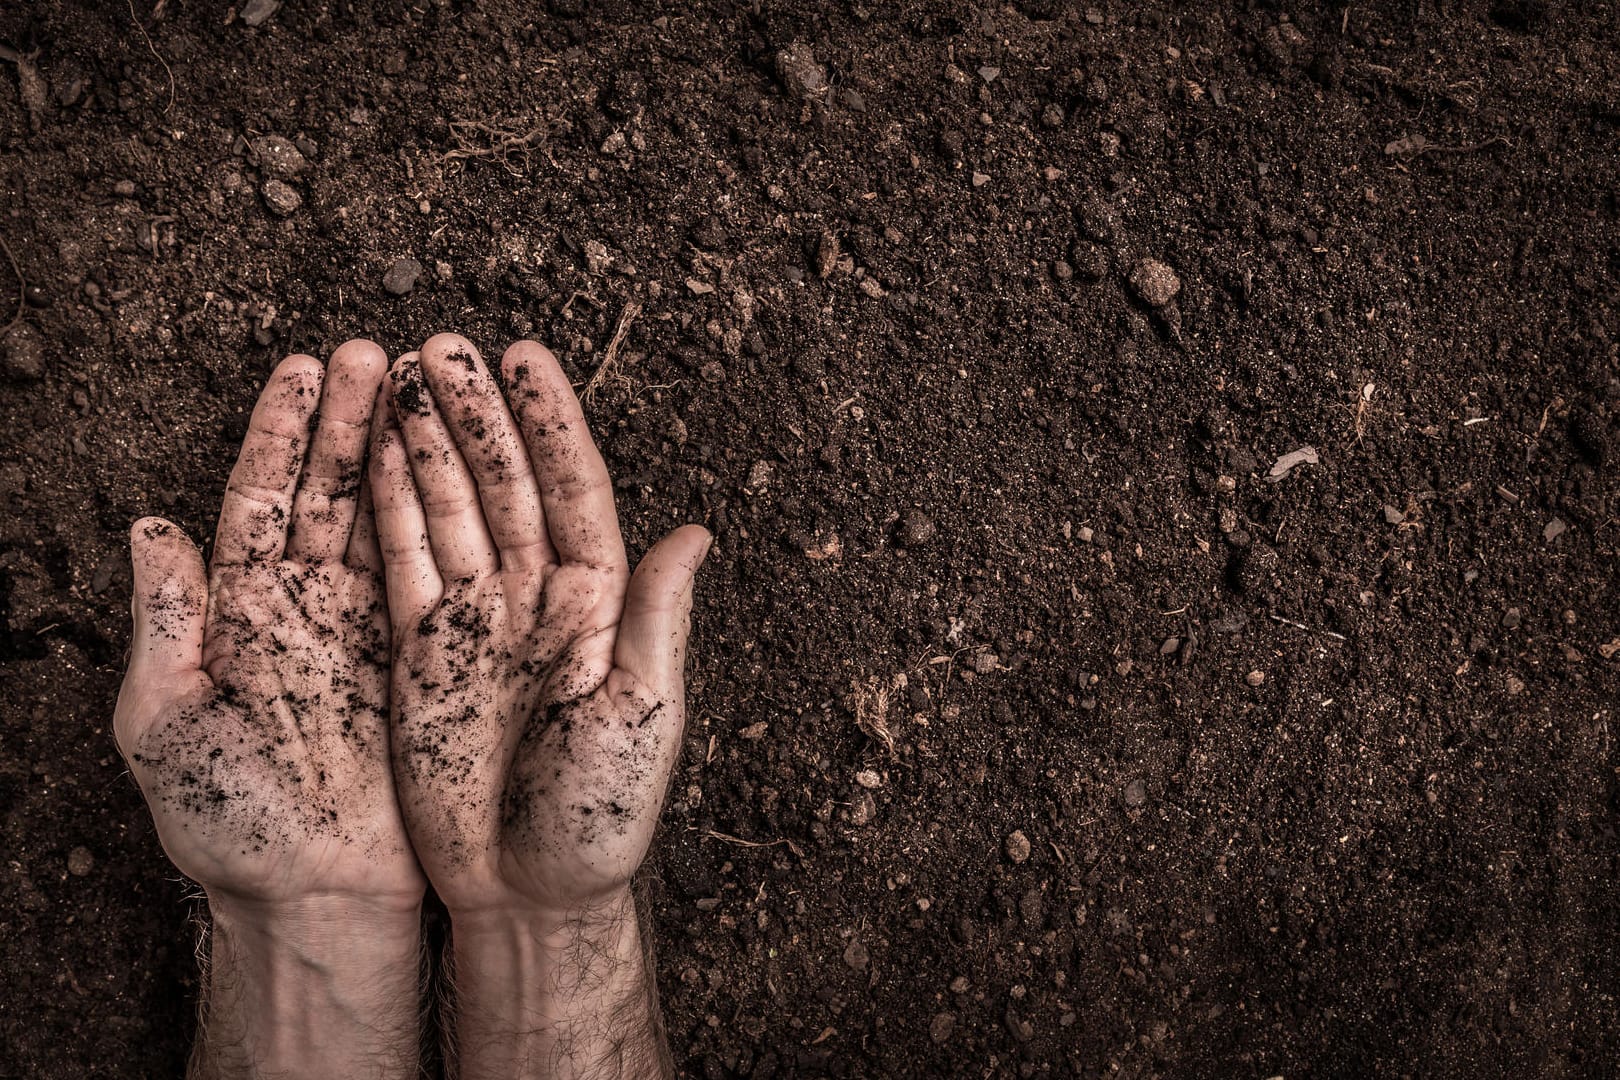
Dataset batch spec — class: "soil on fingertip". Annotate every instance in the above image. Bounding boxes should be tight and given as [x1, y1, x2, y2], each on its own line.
[3, 2, 1619, 1076]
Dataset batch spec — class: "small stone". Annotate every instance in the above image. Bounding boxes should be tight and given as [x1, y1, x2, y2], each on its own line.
[978, 65, 1001, 83]
[930, 1012, 957, 1043]
[813, 231, 840, 279]
[1159, 636, 1181, 655]
[382, 257, 423, 297]
[251, 135, 307, 180]
[898, 509, 936, 548]
[1127, 258, 1181, 307]
[261, 179, 302, 216]
[1544, 517, 1568, 542]
[1004, 830, 1031, 863]
[113, 179, 137, 197]
[685, 278, 715, 295]
[583, 240, 613, 275]
[745, 460, 774, 493]
[803, 531, 842, 561]
[67, 846, 94, 876]
[1502, 607, 1522, 629]
[775, 42, 827, 99]
[1, 324, 46, 381]
[842, 938, 870, 972]
[1383, 504, 1405, 525]
[1076, 525, 1094, 543]
[239, 0, 281, 27]
[1122, 778, 1147, 808]
[1245, 670, 1266, 687]
[971, 171, 991, 187]
[90, 550, 123, 594]
[848, 789, 877, 826]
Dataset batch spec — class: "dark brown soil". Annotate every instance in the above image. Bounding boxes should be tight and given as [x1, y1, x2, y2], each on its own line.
[3, 2, 1619, 1076]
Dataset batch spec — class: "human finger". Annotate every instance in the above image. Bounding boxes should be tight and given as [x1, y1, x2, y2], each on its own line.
[388, 352, 500, 581]
[369, 383, 444, 624]
[499, 339, 627, 576]
[417, 333, 553, 572]
[212, 354, 324, 566]
[285, 339, 388, 564]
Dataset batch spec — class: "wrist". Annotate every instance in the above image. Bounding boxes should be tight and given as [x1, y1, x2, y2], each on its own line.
[198, 893, 423, 1079]
[447, 890, 671, 1079]
[448, 886, 637, 945]
[208, 889, 424, 947]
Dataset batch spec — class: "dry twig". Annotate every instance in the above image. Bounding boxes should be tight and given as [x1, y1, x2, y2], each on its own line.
[703, 829, 804, 858]
[582, 300, 642, 406]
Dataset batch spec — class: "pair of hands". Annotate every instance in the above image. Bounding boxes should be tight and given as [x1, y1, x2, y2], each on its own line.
[114, 334, 708, 1078]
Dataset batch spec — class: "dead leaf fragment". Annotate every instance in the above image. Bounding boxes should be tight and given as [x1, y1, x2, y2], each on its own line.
[1266, 446, 1320, 483]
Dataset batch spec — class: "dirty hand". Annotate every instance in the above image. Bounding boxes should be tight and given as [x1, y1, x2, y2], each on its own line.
[370, 333, 708, 1078]
[115, 342, 425, 1079]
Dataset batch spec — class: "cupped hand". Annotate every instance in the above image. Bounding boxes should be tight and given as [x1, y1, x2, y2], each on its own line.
[369, 333, 709, 923]
[114, 341, 424, 910]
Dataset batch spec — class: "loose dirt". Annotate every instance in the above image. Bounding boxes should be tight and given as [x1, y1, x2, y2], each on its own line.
[2, 3, 1618, 1075]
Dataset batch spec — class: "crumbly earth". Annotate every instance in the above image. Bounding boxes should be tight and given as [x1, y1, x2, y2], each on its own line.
[2, 2, 1618, 1076]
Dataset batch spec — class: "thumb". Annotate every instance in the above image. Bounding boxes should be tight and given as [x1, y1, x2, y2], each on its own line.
[613, 524, 712, 704]
[116, 517, 210, 753]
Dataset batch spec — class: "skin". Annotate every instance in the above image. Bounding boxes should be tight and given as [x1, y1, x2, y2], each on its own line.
[117, 332, 707, 1080]
[370, 333, 709, 1079]
[115, 340, 426, 1079]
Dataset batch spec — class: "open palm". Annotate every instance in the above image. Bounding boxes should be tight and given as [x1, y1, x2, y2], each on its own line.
[114, 342, 423, 908]
[369, 334, 708, 919]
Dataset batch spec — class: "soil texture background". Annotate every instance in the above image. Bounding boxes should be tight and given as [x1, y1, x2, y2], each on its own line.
[2, 1, 1619, 1076]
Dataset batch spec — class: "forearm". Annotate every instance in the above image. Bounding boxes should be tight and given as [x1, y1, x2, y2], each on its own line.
[193, 895, 424, 1080]
[447, 892, 672, 1080]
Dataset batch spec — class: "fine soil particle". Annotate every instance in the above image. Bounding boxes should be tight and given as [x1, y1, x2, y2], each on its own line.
[2, 4, 1619, 1078]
